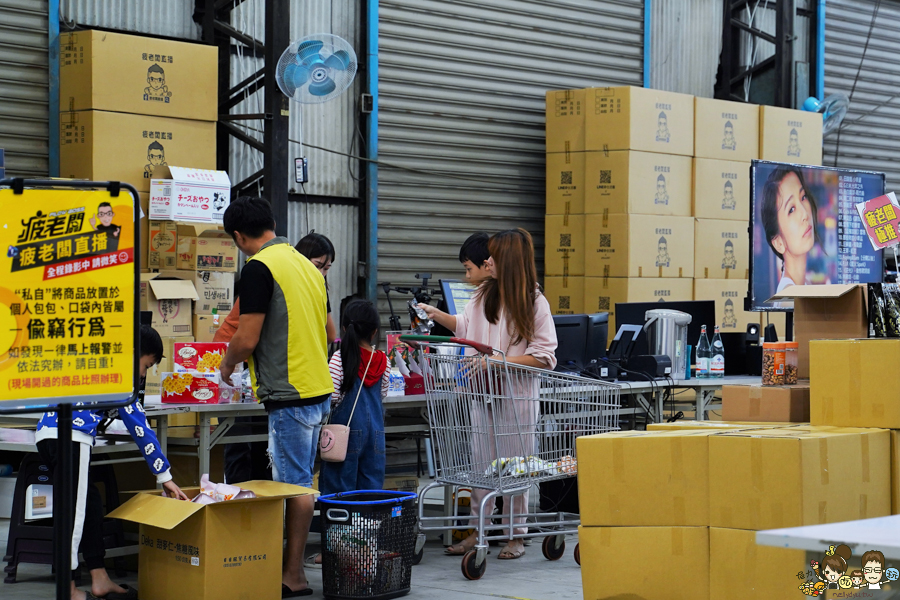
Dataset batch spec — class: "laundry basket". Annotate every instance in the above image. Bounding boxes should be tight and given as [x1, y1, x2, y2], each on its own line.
[319, 490, 418, 600]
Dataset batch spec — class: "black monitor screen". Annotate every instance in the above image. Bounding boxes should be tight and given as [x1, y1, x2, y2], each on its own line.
[553, 314, 589, 372]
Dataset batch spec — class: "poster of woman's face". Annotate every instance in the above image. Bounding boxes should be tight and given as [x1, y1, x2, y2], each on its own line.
[750, 161, 884, 310]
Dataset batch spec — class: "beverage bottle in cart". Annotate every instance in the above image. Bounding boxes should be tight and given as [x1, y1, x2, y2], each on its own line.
[710, 326, 725, 378]
[696, 325, 710, 379]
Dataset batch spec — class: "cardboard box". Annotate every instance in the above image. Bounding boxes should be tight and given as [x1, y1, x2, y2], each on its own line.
[139, 193, 150, 270]
[810, 339, 900, 429]
[585, 86, 695, 156]
[585, 213, 694, 278]
[709, 527, 806, 599]
[693, 219, 749, 279]
[647, 421, 798, 432]
[693, 278, 757, 333]
[173, 342, 228, 373]
[187, 271, 234, 315]
[148, 220, 178, 270]
[759, 105, 823, 165]
[584, 277, 693, 341]
[145, 335, 193, 396]
[892, 430, 900, 515]
[150, 166, 231, 223]
[175, 224, 238, 272]
[161, 371, 238, 404]
[709, 426, 891, 530]
[543, 276, 584, 315]
[544, 214, 584, 276]
[193, 314, 222, 343]
[577, 430, 714, 526]
[108, 481, 315, 600]
[693, 97, 759, 162]
[59, 110, 216, 192]
[140, 272, 197, 337]
[579, 525, 708, 600]
[721, 384, 810, 422]
[545, 89, 585, 153]
[545, 151, 585, 215]
[692, 158, 751, 221]
[59, 30, 217, 121]
[584, 150, 692, 216]
[768, 284, 868, 378]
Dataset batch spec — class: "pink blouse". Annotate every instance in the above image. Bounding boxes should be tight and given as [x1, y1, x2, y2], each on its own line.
[453, 291, 558, 370]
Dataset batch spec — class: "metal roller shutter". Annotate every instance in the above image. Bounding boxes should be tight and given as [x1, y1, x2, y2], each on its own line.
[825, 0, 900, 189]
[377, 0, 644, 317]
[0, 0, 49, 177]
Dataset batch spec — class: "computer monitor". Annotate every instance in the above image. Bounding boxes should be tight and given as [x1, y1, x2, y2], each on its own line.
[552, 314, 589, 372]
[614, 300, 716, 358]
[440, 279, 477, 316]
[585, 313, 609, 363]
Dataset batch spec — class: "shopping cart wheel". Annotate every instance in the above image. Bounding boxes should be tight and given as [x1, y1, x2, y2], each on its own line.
[412, 546, 424, 566]
[574, 543, 581, 566]
[461, 549, 487, 580]
[541, 535, 566, 561]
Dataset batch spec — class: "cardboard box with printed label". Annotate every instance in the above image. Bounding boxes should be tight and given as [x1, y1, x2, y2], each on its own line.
[693, 97, 759, 162]
[892, 430, 900, 515]
[709, 527, 806, 599]
[186, 271, 234, 315]
[694, 218, 749, 279]
[176, 224, 238, 272]
[584, 276, 694, 337]
[544, 214, 584, 276]
[579, 525, 708, 600]
[693, 278, 757, 333]
[810, 339, 900, 429]
[139, 193, 149, 270]
[145, 335, 193, 397]
[59, 30, 217, 121]
[139, 272, 197, 337]
[545, 89, 585, 153]
[721, 384, 810, 423]
[193, 314, 222, 343]
[709, 426, 891, 530]
[759, 105, 823, 165]
[584, 213, 694, 278]
[108, 482, 316, 600]
[692, 158, 751, 221]
[150, 167, 231, 223]
[59, 110, 216, 193]
[584, 150, 692, 216]
[545, 151, 584, 215]
[585, 86, 695, 156]
[543, 276, 584, 316]
[148, 220, 178, 270]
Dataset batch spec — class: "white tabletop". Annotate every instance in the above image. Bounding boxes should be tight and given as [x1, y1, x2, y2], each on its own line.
[756, 515, 900, 559]
[611, 375, 761, 392]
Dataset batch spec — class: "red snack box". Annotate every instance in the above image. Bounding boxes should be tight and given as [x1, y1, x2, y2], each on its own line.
[160, 371, 238, 404]
[172, 342, 236, 374]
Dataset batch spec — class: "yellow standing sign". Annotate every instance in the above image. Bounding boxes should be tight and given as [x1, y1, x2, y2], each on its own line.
[0, 187, 136, 406]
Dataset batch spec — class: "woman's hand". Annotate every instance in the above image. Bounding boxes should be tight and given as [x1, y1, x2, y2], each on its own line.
[417, 303, 456, 331]
[163, 480, 190, 501]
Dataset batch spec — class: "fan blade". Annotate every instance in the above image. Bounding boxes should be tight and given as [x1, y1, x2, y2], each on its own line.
[821, 93, 849, 136]
[324, 50, 351, 71]
[309, 77, 336, 97]
[297, 40, 324, 62]
[284, 63, 310, 90]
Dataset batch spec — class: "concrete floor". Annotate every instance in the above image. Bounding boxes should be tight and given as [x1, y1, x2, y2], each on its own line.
[1, 519, 584, 600]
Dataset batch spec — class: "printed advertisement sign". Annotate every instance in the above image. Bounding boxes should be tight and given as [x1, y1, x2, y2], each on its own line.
[856, 192, 900, 251]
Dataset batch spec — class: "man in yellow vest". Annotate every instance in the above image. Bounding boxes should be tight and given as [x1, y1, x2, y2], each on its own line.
[220, 196, 332, 598]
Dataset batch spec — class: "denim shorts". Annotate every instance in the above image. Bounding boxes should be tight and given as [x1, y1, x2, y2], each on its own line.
[267, 400, 330, 488]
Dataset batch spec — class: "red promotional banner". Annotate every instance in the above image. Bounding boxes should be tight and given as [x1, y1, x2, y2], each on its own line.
[856, 192, 900, 251]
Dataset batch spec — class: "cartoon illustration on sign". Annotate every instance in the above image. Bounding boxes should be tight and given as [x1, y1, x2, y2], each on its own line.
[144, 141, 167, 179]
[212, 192, 227, 212]
[655, 174, 669, 205]
[722, 120, 736, 150]
[787, 128, 802, 157]
[722, 180, 736, 210]
[722, 240, 737, 269]
[722, 299, 737, 328]
[656, 112, 670, 143]
[144, 64, 172, 101]
[89, 201, 121, 240]
[656, 236, 670, 267]
[810, 544, 852, 591]
[861, 550, 886, 590]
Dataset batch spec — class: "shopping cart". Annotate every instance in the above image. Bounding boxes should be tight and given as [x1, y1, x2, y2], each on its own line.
[399, 335, 619, 580]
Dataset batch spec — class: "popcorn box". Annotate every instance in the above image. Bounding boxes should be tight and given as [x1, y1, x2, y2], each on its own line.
[171, 342, 237, 374]
[160, 371, 238, 404]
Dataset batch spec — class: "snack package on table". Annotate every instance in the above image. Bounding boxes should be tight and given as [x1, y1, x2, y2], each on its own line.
[173, 342, 242, 375]
[160, 371, 239, 404]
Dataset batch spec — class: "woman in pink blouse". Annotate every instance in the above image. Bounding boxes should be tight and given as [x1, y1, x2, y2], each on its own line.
[420, 228, 558, 560]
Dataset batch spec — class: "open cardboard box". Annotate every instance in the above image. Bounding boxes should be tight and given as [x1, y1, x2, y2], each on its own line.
[109, 481, 315, 600]
[766, 284, 867, 378]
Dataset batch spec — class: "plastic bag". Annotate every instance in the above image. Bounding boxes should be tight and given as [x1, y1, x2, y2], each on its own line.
[869, 283, 887, 338]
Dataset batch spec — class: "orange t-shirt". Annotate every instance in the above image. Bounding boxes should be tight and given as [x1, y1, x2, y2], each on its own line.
[213, 299, 241, 343]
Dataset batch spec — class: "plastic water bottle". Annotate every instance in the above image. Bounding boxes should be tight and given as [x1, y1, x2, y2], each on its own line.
[696, 325, 711, 379]
[710, 326, 725, 378]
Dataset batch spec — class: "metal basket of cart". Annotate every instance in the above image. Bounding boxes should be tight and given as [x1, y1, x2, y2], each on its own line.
[319, 490, 418, 600]
[399, 335, 620, 580]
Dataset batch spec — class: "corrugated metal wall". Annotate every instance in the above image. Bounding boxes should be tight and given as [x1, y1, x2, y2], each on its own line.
[61, 0, 201, 40]
[377, 0, 644, 324]
[0, 0, 49, 177]
[824, 0, 900, 190]
[650, 0, 722, 97]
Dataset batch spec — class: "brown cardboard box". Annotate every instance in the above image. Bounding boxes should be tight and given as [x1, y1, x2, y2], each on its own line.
[584, 213, 694, 278]
[759, 105, 823, 165]
[543, 276, 584, 316]
[145, 335, 193, 396]
[583, 150, 692, 216]
[709, 426, 891, 530]
[768, 284, 868, 378]
[148, 220, 178, 270]
[59, 30, 217, 121]
[192, 315, 221, 343]
[545, 89, 585, 153]
[140, 272, 197, 337]
[175, 224, 238, 272]
[694, 218, 749, 279]
[693, 278, 757, 333]
[692, 158, 750, 221]
[59, 110, 216, 192]
[647, 421, 798, 432]
[810, 339, 900, 429]
[693, 97, 759, 162]
[186, 270, 234, 315]
[709, 528, 806, 598]
[577, 430, 714, 526]
[892, 430, 900, 515]
[544, 214, 584, 276]
[579, 525, 708, 600]
[108, 481, 316, 600]
[721, 384, 810, 422]
[585, 86, 695, 156]
[546, 151, 584, 215]
[584, 276, 694, 336]
[139, 193, 149, 270]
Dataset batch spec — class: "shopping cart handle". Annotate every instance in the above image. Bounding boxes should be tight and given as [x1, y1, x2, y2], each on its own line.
[398, 334, 494, 356]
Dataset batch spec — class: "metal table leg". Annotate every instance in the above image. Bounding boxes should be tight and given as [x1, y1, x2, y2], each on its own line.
[199, 413, 211, 480]
[157, 414, 168, 488]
